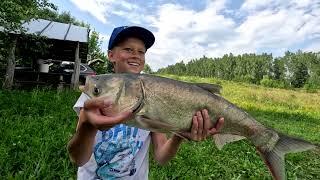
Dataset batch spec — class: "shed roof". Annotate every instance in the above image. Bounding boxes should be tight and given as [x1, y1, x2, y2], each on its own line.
[22, 19, 89, 43]
[0, 19, 89, 43]
[0, 19, 89, 63]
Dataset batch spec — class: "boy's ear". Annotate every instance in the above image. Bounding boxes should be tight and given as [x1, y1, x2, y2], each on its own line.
[108, 50, 115, 63]
[107, 50, 112, 58]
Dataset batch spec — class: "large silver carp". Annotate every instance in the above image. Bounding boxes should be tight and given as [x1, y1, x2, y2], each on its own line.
[81, 73, 317, 180]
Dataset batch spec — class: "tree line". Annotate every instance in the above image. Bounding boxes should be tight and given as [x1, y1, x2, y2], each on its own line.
[157, 51, 320, 89]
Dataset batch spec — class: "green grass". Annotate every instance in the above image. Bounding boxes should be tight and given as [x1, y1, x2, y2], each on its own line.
[0, 89, 80, 179]
[0, 74, 319, 179]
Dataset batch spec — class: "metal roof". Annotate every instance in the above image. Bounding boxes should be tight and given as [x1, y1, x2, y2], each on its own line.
[24, 19, 89, 43]
[1, 19, 89, 43]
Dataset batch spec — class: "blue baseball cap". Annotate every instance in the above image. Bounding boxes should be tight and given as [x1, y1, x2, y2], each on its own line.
[108, 26, 155, 50]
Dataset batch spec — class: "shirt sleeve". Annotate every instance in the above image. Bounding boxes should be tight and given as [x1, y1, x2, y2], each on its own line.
[73, 93, 90, 116]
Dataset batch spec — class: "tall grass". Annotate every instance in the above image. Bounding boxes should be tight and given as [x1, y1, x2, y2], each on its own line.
[0, 89, 80, 179]
[0, 74, 319, 179]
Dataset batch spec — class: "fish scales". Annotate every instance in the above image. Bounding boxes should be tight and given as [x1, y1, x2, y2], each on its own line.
[140, 75, 263, 137]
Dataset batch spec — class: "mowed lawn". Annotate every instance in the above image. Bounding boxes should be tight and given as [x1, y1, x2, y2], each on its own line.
[0, 74, 319, 179]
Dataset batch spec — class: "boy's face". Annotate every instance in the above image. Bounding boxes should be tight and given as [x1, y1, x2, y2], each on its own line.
[108, 37, 146, 74]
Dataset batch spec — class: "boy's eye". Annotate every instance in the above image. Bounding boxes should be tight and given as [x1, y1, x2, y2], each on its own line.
[138, 50, 146, 55]
[122, 48, 146, 55]
[123, 48, 133, 53]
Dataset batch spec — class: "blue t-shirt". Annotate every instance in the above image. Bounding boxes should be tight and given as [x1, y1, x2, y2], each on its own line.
[74, 93, 151, 180]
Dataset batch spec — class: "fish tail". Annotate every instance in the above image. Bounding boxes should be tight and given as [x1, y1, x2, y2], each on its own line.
[256, 133, 316, 180]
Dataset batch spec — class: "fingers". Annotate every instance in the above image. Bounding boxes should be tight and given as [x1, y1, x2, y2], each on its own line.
[84, 97, 113, 110]
[209, 117, 224, 135]
[86, 110, 133, 130]
[182, 115, 201, 141]
[83, 97, 133, 131]
[196, 111, 204, 140]
[190, 110, 207, 141]
[191, 115, 199, 140]
[181, 110, 225, 142]
[202, 109, 211, 136]
[215, 117, 224, 131]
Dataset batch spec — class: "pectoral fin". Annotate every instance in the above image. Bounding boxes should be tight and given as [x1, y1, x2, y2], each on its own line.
[135, 115, 179, 133]
[213, 134, 246, 150]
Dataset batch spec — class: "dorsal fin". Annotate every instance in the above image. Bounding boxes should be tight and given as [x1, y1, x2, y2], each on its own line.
[194, 83, 222, 94]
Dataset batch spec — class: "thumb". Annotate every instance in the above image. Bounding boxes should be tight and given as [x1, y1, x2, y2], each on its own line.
[84, 97, 113, 110]
[87, 110, 133, 127]
[209, 117, 224, 135]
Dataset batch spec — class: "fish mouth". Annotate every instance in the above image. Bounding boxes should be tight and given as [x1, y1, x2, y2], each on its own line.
[79, 84, 92, 98]
[131, 79, 145, 114]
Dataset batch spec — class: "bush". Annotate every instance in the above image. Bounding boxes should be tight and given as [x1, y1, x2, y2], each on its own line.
[260, 76, 287, 88]
[304, 83, 319, 93]
[234, 75, 255, 84]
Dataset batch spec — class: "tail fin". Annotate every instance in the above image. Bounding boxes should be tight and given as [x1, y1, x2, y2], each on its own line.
[257, 134, 316, 180]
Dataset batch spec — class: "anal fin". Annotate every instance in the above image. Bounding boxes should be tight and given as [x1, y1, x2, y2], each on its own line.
[213, 134, 246, 150]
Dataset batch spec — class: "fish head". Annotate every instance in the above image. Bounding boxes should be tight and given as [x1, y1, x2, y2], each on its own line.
[81, 74, 124, 99]
[81, 74, 144, 114]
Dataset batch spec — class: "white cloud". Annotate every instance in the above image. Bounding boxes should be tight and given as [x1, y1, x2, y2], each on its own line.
[146, 0, 237, 70]
[241, 0, 280, 11]
[69, 0, 114, 24]
[99, 33, 110, 42]
[70, 0, 319, 70]
[144, 0, 320, 70]
[229, 0, 320, 55]
[69, 0, 140, 24]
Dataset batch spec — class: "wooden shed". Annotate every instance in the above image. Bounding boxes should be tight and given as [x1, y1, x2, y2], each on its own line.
[2, 19, 90, 89]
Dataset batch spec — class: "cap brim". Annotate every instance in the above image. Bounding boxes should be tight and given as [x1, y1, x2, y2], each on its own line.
[114, 26, 155, 49]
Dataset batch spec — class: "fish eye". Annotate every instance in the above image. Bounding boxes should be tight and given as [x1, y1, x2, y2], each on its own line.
[93, 86, 101, 96]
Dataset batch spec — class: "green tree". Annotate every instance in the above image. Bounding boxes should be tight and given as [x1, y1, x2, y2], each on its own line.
[0, 0, 56, 89]
[87, 30, 112, 74]
[283, 51, 310, 88]
[271, 57, 285, 80]
[143, 64, 152, 74]
[303, 52, 320, 89]
[37, 8, 89, 27]
[156, 50, 319, 90]
[0, 0, 56, 32]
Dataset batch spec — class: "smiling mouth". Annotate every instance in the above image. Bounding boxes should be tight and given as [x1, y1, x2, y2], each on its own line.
[128, 62, 140, 67]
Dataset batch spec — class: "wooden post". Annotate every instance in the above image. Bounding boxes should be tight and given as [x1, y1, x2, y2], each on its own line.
[71, 41, 80, 89]
[3, 35, 18, 89]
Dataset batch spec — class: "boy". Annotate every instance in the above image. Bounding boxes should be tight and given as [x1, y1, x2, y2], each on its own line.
[68, 26, 224, 179]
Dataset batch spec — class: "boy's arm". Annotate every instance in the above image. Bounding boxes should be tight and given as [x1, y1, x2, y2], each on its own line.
[151, 132, 183, 165]
[67, 109, 98, 166]
[151, 110, 224, 165]
[67, 98, 133, 166]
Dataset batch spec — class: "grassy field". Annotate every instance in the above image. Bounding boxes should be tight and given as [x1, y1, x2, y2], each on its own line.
[0, 74, 319, 179]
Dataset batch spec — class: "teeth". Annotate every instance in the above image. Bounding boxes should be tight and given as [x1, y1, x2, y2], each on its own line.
[128, 62, 139, 66]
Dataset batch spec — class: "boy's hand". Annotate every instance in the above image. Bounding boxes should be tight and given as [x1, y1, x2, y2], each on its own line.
[181, 109, 224, 141]
[82, 97, 133, 131]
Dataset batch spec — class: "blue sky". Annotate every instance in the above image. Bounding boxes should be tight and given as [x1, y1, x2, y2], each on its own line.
[50, 0, 320, 70]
